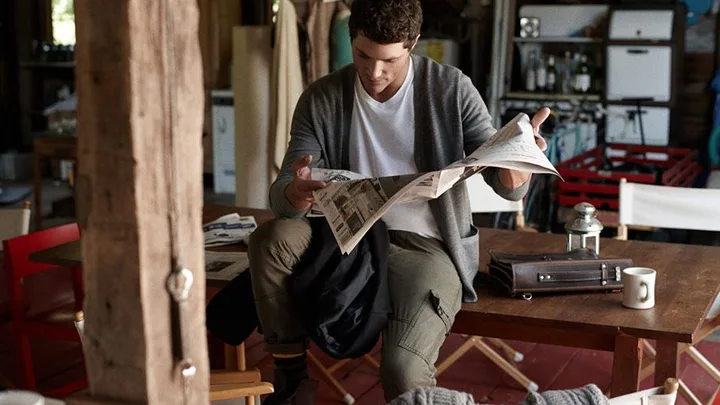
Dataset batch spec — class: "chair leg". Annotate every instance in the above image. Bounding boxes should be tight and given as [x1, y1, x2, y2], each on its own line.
[436, 337, 475, 376]
[685, 345, 720, 384]
[678, 379, 703, 405]
[307, 351, 355, 405]
[362, 354, 380, 369]
[436, 336, 536, 392]
[72, 267, 83, 312]
[237, 343, 246, 371]
[709, 385, 720, 405]
[471, 337, 538, 392]
[642, 339, 656, 359]
[45, 375, 88, 398]
[15, 332, 36, 390]
[487, 338, 524, 362]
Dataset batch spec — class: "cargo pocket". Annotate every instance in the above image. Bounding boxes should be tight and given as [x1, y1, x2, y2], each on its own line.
[398, 290, 453, 366]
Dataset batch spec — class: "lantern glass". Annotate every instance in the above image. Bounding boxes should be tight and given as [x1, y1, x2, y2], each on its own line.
[566, 232, 601, 254]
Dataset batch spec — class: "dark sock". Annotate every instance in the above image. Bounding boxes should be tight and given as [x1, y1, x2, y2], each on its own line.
[272, 353, 308, 400]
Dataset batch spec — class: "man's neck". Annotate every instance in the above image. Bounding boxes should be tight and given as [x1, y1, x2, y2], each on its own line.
[365, 58, 411, 103]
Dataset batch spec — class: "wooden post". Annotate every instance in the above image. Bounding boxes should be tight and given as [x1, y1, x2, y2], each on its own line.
[72, 0, 208, 404]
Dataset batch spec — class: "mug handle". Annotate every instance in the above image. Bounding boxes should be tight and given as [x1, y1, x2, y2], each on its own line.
[639, 281, 650, 303]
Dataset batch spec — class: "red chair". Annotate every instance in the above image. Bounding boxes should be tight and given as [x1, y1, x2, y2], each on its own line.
[3, 223, 86, 396]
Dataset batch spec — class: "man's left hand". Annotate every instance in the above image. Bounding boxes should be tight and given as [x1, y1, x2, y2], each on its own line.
[531, 107, 550, 152]
[497, 107, 551, 190]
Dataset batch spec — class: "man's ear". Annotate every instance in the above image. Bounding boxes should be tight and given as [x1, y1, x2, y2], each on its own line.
[409, 35, 420, 51]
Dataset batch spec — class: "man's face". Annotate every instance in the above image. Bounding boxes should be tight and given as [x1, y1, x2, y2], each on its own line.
[352, 32, 415, 100]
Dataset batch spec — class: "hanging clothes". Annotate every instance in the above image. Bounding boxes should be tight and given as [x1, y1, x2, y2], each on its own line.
[331, 1, 353, 72]
[305, 0, 338, 84]
[270, 0, 305, 179]
[232, 26, 273, 209]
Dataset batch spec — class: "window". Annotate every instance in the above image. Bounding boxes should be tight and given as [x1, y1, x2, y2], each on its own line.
[52, 0, 75, 45]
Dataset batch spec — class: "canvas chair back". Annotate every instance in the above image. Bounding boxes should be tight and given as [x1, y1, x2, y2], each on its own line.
[466, 174, 530, 230]
[466, 174, 524, 214]
[617, 178, 720, 240]
[0, 202, 31, 248]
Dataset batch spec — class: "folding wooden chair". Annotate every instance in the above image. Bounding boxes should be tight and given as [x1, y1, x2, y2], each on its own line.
[617, 178, 720, 405]
[433, 176, 539, 391]
[3, 223, 85, 396]
[74, 311, 274, 403]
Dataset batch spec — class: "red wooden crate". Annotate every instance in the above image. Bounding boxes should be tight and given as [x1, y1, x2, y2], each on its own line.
[554, 144, 702, 211]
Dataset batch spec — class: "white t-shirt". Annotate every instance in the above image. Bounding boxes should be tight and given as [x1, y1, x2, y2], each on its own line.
[348, 59, 442, 241]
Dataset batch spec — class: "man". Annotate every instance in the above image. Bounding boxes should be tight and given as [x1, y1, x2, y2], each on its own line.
[247, 0, 550, 403]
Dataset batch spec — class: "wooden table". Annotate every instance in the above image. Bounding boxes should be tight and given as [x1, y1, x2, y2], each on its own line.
[29, 204, 720, 396]
[33, 134, 78, 230]
[29, 204, 273, 280]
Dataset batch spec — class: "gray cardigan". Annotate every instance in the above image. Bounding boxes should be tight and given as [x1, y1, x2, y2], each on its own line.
[269, 55, 528, 302]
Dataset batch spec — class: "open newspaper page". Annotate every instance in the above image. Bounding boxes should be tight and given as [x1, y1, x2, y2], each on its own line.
[311, 172, 431, 254]
[308, 169, 369, 217]
[203, 213, 258, 247]
[311, 112, 561, 253]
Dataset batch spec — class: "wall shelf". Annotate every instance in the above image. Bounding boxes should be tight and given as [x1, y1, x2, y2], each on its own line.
[19, 61, 75, 69]
[513, 37, 603, 44]
[504, 91, 602, 102]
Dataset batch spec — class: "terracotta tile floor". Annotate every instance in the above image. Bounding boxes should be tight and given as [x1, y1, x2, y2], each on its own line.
[1, 243, 718, 404]
[2, 320, 718, 405]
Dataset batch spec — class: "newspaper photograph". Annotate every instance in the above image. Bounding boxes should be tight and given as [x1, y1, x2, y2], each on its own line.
[203, 213, 258, 247]
[205, 251, 249, 281]
[310, 112, 561, 254]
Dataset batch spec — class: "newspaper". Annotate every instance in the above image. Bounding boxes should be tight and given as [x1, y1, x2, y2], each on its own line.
[203, 213, 258, 247]
[205, 251, 249, 281]
[311, 112, 562, 254]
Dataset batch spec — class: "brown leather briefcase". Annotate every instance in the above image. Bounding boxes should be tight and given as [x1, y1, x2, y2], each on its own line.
[485, 248, 632, 300]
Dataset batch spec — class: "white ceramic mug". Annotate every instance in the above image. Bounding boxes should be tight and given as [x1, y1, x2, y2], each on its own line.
[622, 267, 656, 309]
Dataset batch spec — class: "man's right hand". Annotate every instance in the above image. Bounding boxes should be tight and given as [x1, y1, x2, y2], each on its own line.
[285, 155, 327, 210]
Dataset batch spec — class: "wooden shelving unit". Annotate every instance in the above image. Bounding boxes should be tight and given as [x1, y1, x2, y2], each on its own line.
[513, 36, 603, 44]
[504, 91, 601, 102]
[19, 61, 75, 69]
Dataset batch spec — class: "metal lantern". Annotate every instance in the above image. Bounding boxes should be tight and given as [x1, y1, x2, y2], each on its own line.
[565, 202, 604, 254]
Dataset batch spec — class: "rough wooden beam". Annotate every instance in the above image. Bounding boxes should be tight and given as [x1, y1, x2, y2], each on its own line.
[73, 0, 208, 404]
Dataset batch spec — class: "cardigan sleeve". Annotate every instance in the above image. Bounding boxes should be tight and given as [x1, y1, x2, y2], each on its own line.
[269, 89, 326, 218]
[458, 74, 529, 202]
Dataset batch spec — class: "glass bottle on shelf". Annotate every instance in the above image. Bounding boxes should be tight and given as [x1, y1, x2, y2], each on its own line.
[536, 54, 547, 93]
[525, 50, 537, 92]
[546, 55, 556, 93]
[573, 54, 592, 93]
[561, 51, 572, 94]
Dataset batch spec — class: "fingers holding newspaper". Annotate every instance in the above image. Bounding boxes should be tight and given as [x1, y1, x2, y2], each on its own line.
[530, 107, 550, 152]
[285, 155, 327, 210]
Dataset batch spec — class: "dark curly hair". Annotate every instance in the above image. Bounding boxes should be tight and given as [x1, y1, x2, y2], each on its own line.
[348, 0, 423, 49]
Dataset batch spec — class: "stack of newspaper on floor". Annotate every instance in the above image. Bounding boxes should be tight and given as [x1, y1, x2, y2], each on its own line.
[310, 112, 562, 254]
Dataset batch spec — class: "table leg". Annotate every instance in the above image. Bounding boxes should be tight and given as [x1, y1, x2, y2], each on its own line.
[610, 334, 643, 397]
[654, 340, 679, 386]
[34, 153, 43, 230]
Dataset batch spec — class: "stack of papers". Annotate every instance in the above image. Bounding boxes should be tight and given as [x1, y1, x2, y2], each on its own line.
[203, 213, 257, 247]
